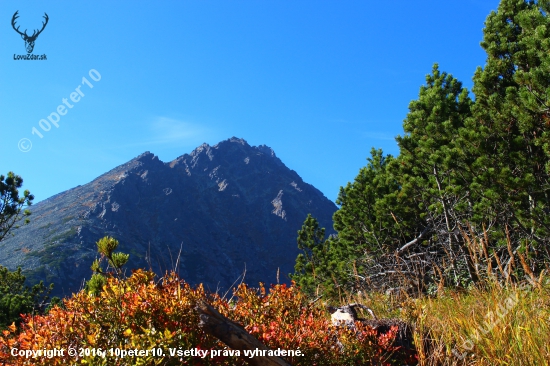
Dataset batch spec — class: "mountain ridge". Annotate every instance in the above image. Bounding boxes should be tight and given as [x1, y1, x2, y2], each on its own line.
[0, 137, 337, 297]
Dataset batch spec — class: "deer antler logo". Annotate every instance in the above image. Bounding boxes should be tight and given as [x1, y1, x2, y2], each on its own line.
[11, 11, 49, 54]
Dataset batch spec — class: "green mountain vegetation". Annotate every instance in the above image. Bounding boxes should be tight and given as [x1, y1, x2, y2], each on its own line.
[293, 0, 550, 300]
[0, 172, 59, 329]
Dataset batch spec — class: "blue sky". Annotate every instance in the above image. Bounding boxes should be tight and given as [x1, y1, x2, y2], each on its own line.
[1, 0, 500, 204]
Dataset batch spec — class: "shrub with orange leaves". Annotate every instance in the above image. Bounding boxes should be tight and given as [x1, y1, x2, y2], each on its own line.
[229, 283, 417, 365]
[0, 269, 234, 365]
[0, 271, 416, 365]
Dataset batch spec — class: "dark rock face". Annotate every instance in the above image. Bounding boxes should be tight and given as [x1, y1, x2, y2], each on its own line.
[0, 137, 336, 297]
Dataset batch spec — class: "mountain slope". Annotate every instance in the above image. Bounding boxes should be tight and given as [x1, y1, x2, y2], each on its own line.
[0, 137, 337, 297]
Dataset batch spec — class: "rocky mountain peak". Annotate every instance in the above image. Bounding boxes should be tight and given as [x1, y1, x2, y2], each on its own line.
[133, 151, 162, 166]
[0, 138, 337, 297]
[255, 144, 276, 158]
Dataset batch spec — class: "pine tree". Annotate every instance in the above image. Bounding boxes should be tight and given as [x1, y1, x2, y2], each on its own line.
[0, 266, 56, 328]
[396, 65, 478, 285]
[464, 0, 550, 263]
[0, 173, 57, 328]
[291, 214, 334, 297]
[397, 64, 473, 225]
[0, 172, 34, 242]
[330, 149, 414, 293]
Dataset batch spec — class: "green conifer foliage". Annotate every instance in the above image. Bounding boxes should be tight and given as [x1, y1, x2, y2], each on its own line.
[0, 172, 34, 242]
[464, 0, 550, 260]
[291, 214, 333, 297]
[85, 236, 129, 296]
[293, 0, 550, 298]
[328, 149, 410, 294]
[397, 64, 473, 224]
[0, 266, 54, 328]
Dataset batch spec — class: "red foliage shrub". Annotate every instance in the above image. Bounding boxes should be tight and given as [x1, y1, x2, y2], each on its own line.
[0, 270, 417, 365]
[229, 283, 417, 365]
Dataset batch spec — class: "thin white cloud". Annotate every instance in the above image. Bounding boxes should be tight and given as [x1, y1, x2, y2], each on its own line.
[147, 117, 208, 145]
[45, 118, 211, 155]
[110, 117, 213, 149]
